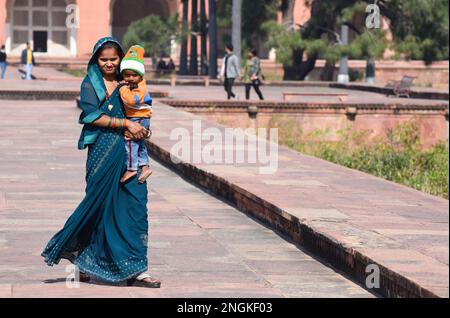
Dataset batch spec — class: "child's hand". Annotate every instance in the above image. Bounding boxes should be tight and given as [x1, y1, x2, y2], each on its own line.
[119, 80, 128, 85]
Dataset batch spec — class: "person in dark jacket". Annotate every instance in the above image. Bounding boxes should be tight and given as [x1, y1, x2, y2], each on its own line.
[0, 45, 7, 79]
[20, 42, 36, 80]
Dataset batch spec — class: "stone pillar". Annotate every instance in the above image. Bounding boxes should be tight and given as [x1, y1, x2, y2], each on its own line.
[248, 105, 259, 131]
[337, 25, 349, 83]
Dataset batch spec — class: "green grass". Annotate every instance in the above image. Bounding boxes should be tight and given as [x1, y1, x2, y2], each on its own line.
[269, 117, 449, 199]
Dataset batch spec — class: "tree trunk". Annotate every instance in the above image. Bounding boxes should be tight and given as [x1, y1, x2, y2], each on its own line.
[179, 0, 189, 75]
[232, 0, 242, 65]
[208, 0, 218, 79]
[189, 0, 199, 75]
[320, 60, 336, 81]
[200, 0, 208, 75]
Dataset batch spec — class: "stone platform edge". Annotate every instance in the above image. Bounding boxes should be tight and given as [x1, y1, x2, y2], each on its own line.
[145, 139, 442, 299]
[0, 91, 169, 101]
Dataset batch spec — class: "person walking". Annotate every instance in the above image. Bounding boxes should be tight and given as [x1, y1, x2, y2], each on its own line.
[243, 49, 264, 101]
[41, 37, 161, 288]
[21, 42, 35, 80]
[220, 44, 241, 100]
[0, 45, 7, 79]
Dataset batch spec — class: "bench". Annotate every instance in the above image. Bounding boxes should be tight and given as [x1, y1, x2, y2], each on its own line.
[170, 75, 210, 87]
[283, 92, 349, 102]
[384, 75, 416, 98]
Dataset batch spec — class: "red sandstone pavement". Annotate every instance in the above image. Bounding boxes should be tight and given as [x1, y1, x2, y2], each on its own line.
[1, 76, 448, 106]
[0, 66, 77, 82]
[0, 100, 372, 298]
[148, 101, 449, 298]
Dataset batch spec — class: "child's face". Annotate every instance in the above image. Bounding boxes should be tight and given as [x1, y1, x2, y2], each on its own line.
[122, 70, 142, 84]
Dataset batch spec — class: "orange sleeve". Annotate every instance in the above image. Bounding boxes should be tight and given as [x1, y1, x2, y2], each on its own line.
[119, 81, 148, 107]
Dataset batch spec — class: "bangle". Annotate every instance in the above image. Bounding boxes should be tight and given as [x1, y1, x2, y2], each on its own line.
[123, 119, 128, 129]
[107, 116, 113, 128]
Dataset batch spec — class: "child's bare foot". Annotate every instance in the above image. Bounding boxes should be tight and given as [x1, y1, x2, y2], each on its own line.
[120, 170, 138, 183]
[138, 166, 153, 184]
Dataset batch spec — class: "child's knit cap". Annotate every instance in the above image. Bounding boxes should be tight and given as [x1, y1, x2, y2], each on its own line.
[120, 45, 145, 76]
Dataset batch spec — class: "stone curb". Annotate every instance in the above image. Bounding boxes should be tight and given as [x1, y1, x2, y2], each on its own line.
[145, 139, 441, 298]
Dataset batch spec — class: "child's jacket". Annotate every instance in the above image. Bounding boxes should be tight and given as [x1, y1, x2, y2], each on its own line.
[119, 80, 153, 118]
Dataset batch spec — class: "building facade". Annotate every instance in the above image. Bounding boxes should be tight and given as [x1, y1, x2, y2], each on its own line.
[0, 0, 310, 57]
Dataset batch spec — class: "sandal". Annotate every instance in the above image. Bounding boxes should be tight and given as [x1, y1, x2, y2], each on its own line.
[79, 271, 90, 283]
[127, 273, 161, 288]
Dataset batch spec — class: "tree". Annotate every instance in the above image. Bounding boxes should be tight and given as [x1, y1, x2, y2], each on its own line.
[123, 15, 178, 63]
[200, 0, 208, 75]
[190, 0, 199, 75]
[388, 0, 449, 64]
[218, 0, 278, 58]
[209, 0, 218, 79]
[265, 0, 449, 81]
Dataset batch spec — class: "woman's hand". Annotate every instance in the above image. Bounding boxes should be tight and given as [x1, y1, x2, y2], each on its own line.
[124, 130, 135, 141]
[125, 120, 149, 141]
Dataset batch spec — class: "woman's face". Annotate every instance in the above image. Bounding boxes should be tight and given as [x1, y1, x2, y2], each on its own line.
[97, 47, 120, 76]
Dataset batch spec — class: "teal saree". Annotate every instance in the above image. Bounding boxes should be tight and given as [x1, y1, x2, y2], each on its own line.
[41, 37, 149, 283]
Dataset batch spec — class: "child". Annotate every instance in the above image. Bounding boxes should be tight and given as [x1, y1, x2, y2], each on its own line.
[119, 45, 153, 184]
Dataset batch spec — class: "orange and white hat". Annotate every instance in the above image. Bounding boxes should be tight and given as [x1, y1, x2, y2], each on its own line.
[120, 45, 145, 76]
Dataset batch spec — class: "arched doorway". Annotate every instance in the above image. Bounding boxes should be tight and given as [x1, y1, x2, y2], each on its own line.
[7, 0, 76, 56]
[111, 0, 171, 43]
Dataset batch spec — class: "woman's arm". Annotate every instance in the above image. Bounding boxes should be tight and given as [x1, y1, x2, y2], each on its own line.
[79, 80, 148, 140]
[91, 115, 148, 140]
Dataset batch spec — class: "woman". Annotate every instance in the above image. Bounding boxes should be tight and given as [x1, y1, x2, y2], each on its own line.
[243, 49, 264, 101]
[41, 37, 161, 288]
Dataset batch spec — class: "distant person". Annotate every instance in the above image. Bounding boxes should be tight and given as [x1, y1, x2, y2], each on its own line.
[243, 49, 264, 101]
[21, 42, 35, 80]
[220, 44, 241, 100]
[167, 58, 176, 72]
[0, 45, 6, 79]
[156, 57, 167, 74]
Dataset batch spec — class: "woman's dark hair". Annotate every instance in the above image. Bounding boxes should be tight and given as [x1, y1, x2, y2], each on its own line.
[250, 48, 258, 57]
[226, 43, 234, 51]
[95, 41, 124, 60]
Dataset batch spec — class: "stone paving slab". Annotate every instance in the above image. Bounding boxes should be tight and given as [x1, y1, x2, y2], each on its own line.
[146, 101, 449, 298]
[0, 100, 372, 298]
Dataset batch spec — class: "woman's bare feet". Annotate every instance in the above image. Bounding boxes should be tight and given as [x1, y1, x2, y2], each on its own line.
[120, 170, 137, 183]
[138, 166, 153, 184]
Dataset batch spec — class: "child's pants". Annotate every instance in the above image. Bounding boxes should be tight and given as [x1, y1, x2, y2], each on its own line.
[125, 117, 151, 171]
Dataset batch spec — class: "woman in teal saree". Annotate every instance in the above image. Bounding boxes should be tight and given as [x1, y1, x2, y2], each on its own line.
[41, 37, 160, 288]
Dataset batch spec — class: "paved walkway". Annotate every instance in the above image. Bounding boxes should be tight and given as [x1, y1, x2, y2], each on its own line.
[160, 85, 449, 105]
[0, 100, 372, 298]
[147, 101, 449, 297]
[1, 76, 448, 106]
